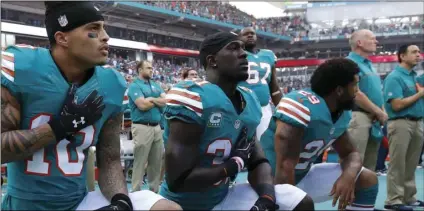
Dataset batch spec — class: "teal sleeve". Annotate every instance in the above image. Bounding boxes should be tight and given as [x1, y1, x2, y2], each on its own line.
[417, 75, 424, 86]
[163, 105, 204, 126]
[273, 95, 310, 129]
[164, 85, 205, 126]
[128, 83, 144, 100]
[384, 76, 403, 102]
[1, 48, 24, 99]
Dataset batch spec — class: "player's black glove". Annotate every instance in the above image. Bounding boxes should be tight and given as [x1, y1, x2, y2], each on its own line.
[231, 127, 255, 162]
[48, 84, 105, 141]
[230, 127, 255, 171]
[95, 194, 133, 211]
[250, 196, 279, 211]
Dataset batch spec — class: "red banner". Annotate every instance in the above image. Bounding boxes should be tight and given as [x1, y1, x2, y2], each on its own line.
[147, 45, 199, 57]
[145, 45, 423, 67]
[276, 53, 424, 67]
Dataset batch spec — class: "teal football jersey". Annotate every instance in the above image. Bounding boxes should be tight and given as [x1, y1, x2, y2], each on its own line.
[159, 80, 262, 210]
[1, 45, 127, 210]
[269, 89, 351, 183]
[239, 49, 277, 106]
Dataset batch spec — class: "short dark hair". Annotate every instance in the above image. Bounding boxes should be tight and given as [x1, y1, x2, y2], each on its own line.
[181, 67, 195, 79]
[311, 58, 360, 97]
[397, 44, 415, 63]
[136, 60, 148, 72]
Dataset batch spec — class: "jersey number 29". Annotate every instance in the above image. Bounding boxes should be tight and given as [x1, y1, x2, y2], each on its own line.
[25, 114, 95, 176]
[246, 62, 271, 85]
[296, 139, 336, 170]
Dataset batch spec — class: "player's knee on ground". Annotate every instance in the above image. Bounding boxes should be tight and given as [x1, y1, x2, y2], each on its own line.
[150, 199, 182, 210]
[349, 168, 378, 208]
[293, 195, 314, 211]
[356, 168, 378, 189]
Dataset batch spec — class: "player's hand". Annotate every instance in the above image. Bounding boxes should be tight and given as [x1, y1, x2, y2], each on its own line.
[250, 196, 279, 211]
[416, 83, 424, 97]
[48, 84, 105, 140]
[231, 127, 255, 165]
[96, 194, 133, 211]
[375, 109, 388, 126]
[330, 173, 356, 210]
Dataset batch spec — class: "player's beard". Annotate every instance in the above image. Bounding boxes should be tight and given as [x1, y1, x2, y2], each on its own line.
[339, 98, 355, 110]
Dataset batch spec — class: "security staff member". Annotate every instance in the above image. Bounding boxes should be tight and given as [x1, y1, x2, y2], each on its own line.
[346, 29, 388, 171]
[128, 60, 166, 193]
[383, 44, 424, 210]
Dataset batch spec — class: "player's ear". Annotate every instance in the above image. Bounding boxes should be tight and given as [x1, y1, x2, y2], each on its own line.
[54, 31, 69, 47]
[207, 55, 217, 68]
[336, 86, 344, 97]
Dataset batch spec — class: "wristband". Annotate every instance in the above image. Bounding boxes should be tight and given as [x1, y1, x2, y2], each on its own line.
[223, 159, 239, 178]
[111, 193, 133, 210]
[256, 183, 276, 202]
[231, 156, 245, 172]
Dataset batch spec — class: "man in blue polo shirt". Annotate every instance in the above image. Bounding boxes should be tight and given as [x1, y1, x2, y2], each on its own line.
[346, 29, 388, 171]
[128, 60, 166, 193]
[383, 44, 424, 210]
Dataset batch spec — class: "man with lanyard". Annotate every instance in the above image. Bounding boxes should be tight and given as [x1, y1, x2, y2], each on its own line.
[127, 60, 166, 193]
[346, 29, 388, 171]
[383, 44, 424, 211]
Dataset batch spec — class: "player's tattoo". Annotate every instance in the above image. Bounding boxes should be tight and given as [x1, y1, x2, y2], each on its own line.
[96, 112, 128, 200]
[274, 121, 304, 185]
[1, 87, 56, 163]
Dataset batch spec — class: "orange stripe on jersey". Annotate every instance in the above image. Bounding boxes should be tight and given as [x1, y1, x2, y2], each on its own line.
[2, 54, 14, 62]
[166, 99, 203, 114]
[278, 107, 309, 125]
[280, 99, 310, 116]
[2, 67, 14, 77]
[168, 90, 201, 102]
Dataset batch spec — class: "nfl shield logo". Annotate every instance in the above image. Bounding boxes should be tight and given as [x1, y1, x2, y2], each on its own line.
[234, 120, 241, 129]
[58, 15, 68, 27]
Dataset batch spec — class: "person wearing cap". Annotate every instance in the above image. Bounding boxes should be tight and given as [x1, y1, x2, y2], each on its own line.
[160, 32, 313, 211]
[383, 44, 424, 210]
[0, 2, 181, 211]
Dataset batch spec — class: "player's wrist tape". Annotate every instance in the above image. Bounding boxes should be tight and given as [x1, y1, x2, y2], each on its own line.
[223, 159, 240, 178]
[256, 183, 276, 203]
[111, 193, 133, 210]
[48, 118, 67, 141]
[231, 156, 244, 172]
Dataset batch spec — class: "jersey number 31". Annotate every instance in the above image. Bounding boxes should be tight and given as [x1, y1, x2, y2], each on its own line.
[25, 114, 95, 176]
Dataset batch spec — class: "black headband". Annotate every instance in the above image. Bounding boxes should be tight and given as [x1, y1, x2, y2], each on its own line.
[199, 32, 240, 69]
[45, 2, 104, 43]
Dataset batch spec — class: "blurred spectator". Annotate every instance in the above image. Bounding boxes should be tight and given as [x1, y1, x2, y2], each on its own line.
[180, 67, 199, 80]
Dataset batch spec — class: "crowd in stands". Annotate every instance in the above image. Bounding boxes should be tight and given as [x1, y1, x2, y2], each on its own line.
[2, 6, 423, 51]
[142, 1, 310, 38]
[141, 1, 423, 40]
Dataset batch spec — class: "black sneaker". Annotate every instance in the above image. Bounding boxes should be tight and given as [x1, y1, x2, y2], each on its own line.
[384, 204, 413, 211]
